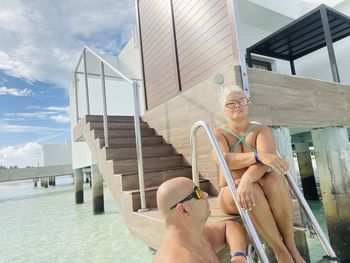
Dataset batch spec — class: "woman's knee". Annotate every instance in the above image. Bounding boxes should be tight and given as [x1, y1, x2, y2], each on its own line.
[260, 172, 289, 193]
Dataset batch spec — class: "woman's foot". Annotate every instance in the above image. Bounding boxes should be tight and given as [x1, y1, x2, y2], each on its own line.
[274, 248, 294, 263]
[289, 248, 306, 263]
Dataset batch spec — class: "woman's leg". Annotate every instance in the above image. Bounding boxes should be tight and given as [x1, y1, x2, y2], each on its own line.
[259, 172, 306, 263]
[218, 185, 294, 263]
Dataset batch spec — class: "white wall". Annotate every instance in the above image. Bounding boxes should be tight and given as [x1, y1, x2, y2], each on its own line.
[70, 31, 143, 169]
[42, 142, 72, 166]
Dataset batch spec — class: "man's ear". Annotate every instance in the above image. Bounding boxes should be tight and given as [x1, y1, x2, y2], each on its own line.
[175, 203, 190, 217]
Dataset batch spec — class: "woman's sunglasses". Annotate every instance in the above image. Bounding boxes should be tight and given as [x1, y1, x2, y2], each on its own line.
[170, 186, 203, 210]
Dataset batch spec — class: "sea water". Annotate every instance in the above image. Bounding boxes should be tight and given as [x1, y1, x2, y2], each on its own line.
[0, 168, 328, 263]
[0, 177, 154, 263]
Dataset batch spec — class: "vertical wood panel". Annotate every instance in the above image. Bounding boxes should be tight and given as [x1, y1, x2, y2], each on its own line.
[139, 0, 179, 109]
[173, 0, 234, 92]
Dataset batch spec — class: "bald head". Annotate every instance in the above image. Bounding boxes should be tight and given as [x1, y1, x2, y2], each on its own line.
[157, 177, 195, 218]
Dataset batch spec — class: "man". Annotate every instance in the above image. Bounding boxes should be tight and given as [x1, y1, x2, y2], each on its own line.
[153, 177, 247, 263]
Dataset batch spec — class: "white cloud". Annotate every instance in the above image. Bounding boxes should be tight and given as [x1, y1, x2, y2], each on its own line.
[3, 105, 71, 123]
[46, 106, 69, 113]
[0, 0, 135, 89]
[0, 124, 67, 133]
[0, 86, 32, 96]
[0, 142, 42, 168]
[50, 115, 70, 123]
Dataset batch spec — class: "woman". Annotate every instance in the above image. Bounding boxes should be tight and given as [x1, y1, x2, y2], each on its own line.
[212, 85, 305, 263]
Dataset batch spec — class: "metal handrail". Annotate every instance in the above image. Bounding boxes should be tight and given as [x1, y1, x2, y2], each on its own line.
[281, 151, 337, 259]
[190, 120, 269, 263]
[250, 121, 337, 259]
[74, 45, 148, 211]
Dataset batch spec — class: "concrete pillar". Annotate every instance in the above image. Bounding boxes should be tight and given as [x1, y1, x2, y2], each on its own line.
[311, 127, 350, 261]
[295, 143, 319, 200]
[49, 176, 56, 186]
[41, 177, 48, 188]
[74, 168, 84, 204]
[33, 179, 38, 187]
[91, 165, 104, 215]
[272, 127, 310, 262]
[84, 172, 90, 183]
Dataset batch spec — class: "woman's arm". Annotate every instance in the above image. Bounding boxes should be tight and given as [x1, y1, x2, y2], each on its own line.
[212, 128, 256, 170]
[237, 126, 289, 210]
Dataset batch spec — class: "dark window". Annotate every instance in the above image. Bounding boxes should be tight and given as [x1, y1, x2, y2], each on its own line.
[251, 59, 272, 71]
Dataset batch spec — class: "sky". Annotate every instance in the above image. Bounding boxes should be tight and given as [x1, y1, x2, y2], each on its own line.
[0, 0, 135, 167]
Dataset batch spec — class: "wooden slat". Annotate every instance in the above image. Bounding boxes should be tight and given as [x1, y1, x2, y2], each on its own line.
[148, 89, 178, 109]
[181, 44, 233, 84]
[174, 0, 214, 29]
[140, 0, 168, 33]
[176, 0, 226, 43]
[179, 25, 231, 63]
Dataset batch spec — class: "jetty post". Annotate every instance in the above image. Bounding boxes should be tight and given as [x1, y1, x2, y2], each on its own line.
[272, 127, 310, 262]
[311, 127, 350, 261]
[74, 168, 84, 204]
[91, 164, 104, 214]
[294, 142, 319, 200]
[49, 176, 56, 186]
[41, 177, 48, 188]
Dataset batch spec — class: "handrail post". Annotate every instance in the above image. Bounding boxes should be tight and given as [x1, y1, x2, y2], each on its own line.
[74, 72, 79, 124]
[282, 160, 337, 258]
[83, 49, 90, 115]
[190, 120, 269, 262]
[100, 61, 109, 147]
[133, 81, 148, 212]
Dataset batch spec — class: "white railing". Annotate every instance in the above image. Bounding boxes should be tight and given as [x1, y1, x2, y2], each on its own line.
[74, 45, 148, 212]
[190, 120, 269, 262]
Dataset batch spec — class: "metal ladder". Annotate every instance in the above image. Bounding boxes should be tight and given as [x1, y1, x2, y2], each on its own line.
[190, 120, 338, 263]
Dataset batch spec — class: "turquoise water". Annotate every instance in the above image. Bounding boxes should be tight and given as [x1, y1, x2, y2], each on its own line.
[307, 200, 329, 263]
[0, 174, 329, 263]
[0, 177, 154, 263]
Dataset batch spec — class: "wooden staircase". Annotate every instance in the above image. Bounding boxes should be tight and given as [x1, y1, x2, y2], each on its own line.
[72, 115, 228, 249]
[73, 114, 306, 260]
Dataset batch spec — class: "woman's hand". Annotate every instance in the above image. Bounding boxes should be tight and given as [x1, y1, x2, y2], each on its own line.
[237, 176, 255, 211]
[257, 152, 289, 174]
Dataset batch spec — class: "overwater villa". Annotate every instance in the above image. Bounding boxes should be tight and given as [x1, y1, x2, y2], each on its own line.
[70, 0, 350, 262]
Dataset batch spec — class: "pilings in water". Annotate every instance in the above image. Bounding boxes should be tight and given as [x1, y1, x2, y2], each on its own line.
[311, 127, 350, 261]
[272, 127, 310, 262]
[40, 177, 48, 188]
[91, 164, 104, 215]
[74, 168, 84, 204]
[294, 142, 319, 200]
[48, 177, 56, 186]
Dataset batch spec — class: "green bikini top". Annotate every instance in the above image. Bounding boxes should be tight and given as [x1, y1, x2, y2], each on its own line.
[220, 125, 258, 152]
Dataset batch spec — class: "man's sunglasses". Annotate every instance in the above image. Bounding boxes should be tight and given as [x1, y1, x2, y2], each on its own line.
[170, 186, 203, 210]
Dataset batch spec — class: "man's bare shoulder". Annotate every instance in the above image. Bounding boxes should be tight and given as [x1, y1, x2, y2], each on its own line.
[153, 243, 192, 263]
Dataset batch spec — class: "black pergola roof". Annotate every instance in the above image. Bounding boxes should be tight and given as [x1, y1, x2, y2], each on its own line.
[246, 4, 350, 82]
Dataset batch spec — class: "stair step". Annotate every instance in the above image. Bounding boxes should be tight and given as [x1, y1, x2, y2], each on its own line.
[98, 136, 164, 148]
[86, 115, 142, 123]
[105, 144, 174, 160]
[127, 179, 211, 211]
[93, 128, 155, 138]
[114, 155, 184, 173]
[119, 166, 192, 191]
[89, 121, 148, 130]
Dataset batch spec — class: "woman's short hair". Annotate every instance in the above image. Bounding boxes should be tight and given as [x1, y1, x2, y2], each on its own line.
[219, 85, 244, 111]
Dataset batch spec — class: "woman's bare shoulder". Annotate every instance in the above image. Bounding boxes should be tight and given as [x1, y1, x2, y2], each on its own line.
[252, 123, 270, 134]
[213, 127, 224, 136]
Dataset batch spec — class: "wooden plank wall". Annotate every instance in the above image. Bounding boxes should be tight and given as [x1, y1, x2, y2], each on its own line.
[142, 63, 350, 192]
[138, 0, 236, 109]
[139, 0, 179, 109]
[173, 0, 234, 91]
